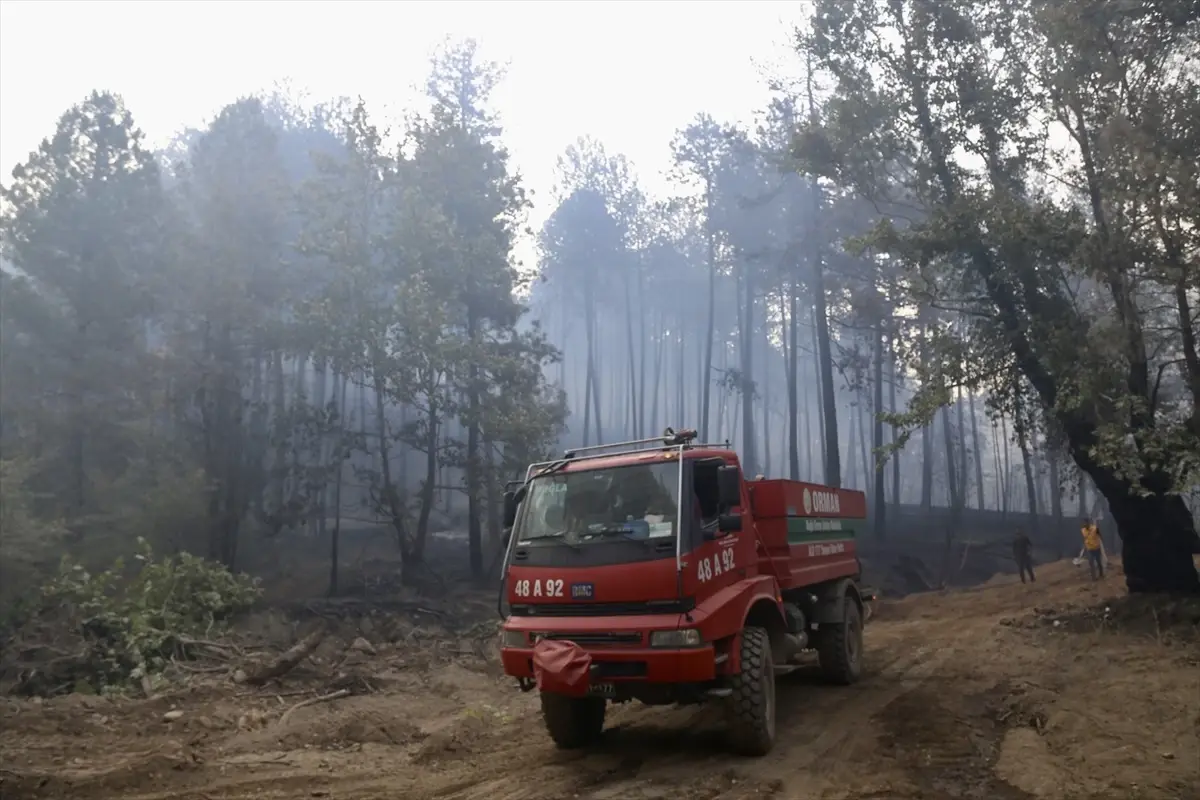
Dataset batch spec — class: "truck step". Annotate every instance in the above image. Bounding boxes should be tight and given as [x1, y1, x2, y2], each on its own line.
[705, 688, 733, 698]
[773, 664, 803, 677]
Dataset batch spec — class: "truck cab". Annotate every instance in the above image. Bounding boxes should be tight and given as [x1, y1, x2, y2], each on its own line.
[497, 428, 870, 756]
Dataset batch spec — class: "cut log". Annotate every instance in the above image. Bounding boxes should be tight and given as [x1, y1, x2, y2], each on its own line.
[236, 623, 328, 686]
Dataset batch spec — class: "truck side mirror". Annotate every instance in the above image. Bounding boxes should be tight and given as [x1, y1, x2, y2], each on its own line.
[503, 490, 519, 528]
[716, 465, 741, 510]
[717, 513, 742, 534]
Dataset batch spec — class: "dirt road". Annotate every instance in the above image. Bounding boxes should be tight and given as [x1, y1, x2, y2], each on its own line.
[3, 560, 1197, 800]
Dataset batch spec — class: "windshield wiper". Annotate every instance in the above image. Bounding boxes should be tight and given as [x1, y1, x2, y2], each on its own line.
[586, 526, 654, 547]
[532, 458, 572, 479]
[520, 530, 581, 550]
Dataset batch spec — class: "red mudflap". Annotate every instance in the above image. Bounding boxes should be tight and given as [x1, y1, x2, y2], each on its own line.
[532, 639, 592, 697]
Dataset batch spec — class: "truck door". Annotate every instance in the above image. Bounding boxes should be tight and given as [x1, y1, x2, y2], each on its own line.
[685, 457, 746, 597]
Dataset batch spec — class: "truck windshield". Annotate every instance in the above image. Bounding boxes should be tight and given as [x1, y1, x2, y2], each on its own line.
[516, 460, 681, 544]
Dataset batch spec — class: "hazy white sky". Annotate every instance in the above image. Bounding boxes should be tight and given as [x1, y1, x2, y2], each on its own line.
[1, 0, 806, 256]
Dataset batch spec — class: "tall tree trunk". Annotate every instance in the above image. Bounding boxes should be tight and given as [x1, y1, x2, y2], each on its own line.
[311, 357, 329, 538]
[761, 331, 771, 476]
[270, 350, 287, 525]
[811, 319, 827, 476]
[803, 369, 814, 481]
[918, 322, 933, 511]
[371, 359, 409, 571]
[1000, 413, 1012, 515]
[650, 313, 665, 435]
[857, 392, 870, 495]
[1173, 278, 1200, 431]
[466, 312, 484, 579]
[1046, 443, 1064, 559]
[414, 406, 439, 564]
[676, 330, 686, 428]
[328, 373, 349, 597]
[806, 53, 840, 488]
[786, 281, 801, 480]
[955, 385, 968, 512]
[716, 342, 728, 440]
[582, 289, 600, 446]
[967, 390, 985, 510]
[739, 259, 757, 475]
[992, 421, 1005, 512]
[920, 423, 934, 512]
[731, 392, 742, 450]
[941, 405, 960, 510]
[1015, 420, 1039, 531]
[637, 260, 648, 438]
[889, 337, 900, 506]
[873, 326, 886, 539]
[582, 350, 593, 448]
[700, 194, 717, 441]
[215, 323, 243, 570]
[813, 259, 840, 487]
[484, 436, 501, 550]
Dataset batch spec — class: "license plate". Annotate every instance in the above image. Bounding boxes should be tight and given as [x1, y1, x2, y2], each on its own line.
[589, 682, 616, 697]
[571, 582, 594, 599]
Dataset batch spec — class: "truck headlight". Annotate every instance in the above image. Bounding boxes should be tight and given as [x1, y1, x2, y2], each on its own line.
[649, 629, 703, 648]
[501, 629, 528, 648]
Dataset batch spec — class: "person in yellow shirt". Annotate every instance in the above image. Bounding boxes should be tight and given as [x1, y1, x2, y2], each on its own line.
[1081, 518, 1104, 580]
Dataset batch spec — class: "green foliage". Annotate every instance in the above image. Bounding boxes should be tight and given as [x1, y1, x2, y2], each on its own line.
[0, 91, 171, 513]
[33, 540, 260, 692]
[1, 40, 567, 588]
[799, 0, 1200, 496]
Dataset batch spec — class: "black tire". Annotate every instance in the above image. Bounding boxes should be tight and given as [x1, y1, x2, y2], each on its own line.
[818, 596, 864, 685]
[724, 626, 776, 756]
[540, 692, 606, 749]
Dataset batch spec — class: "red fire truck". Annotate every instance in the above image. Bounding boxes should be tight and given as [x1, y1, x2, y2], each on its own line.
[497, 428, 873, 756]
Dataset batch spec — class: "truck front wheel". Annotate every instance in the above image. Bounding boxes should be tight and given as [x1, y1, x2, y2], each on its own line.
[540, 693, 606, 749]
[724, 625, 776, 756]
[818, 596, 864, 685]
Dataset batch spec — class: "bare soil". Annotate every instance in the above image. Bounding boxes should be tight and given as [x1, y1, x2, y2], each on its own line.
[2, 559, 1197, 800]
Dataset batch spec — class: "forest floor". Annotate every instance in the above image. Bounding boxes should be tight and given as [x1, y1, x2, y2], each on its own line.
[2, 559, 1198, 800]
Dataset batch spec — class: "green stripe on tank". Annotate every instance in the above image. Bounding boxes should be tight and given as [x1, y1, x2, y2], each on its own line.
[785, 516, 863, 544]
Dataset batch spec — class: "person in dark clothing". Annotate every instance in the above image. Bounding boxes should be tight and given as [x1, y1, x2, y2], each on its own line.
[1013, 529, 1035, 584]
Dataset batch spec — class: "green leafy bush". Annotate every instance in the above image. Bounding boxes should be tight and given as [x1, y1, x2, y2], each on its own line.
[27, 539, 261, 693]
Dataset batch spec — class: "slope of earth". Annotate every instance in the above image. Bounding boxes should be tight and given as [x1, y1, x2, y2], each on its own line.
[2, 560, 1197, 800]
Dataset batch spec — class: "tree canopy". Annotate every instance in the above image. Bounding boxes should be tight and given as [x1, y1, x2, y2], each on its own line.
[2, 15, 1197, 599]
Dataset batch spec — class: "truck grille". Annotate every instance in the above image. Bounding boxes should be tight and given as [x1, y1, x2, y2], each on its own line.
[538, 632, 643, 646]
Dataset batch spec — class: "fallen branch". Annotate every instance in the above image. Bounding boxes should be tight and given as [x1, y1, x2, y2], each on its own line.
[236, 623, 328, 687]
[177, 637, 242, 658]
[277, 689, 350, 727]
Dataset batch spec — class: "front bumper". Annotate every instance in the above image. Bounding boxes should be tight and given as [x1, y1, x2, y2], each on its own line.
[500, 642, 717, 684]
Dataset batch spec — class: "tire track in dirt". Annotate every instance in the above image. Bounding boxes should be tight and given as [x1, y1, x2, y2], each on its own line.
[392, 627, 957, 800]
[34, 619, 965, 800]
[171, 634, 944, 800]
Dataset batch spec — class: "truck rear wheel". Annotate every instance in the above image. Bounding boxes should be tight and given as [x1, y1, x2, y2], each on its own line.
[540, 693, 606, 749]
[724, 626, 776, 756]
[818, 596, 863, 685]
